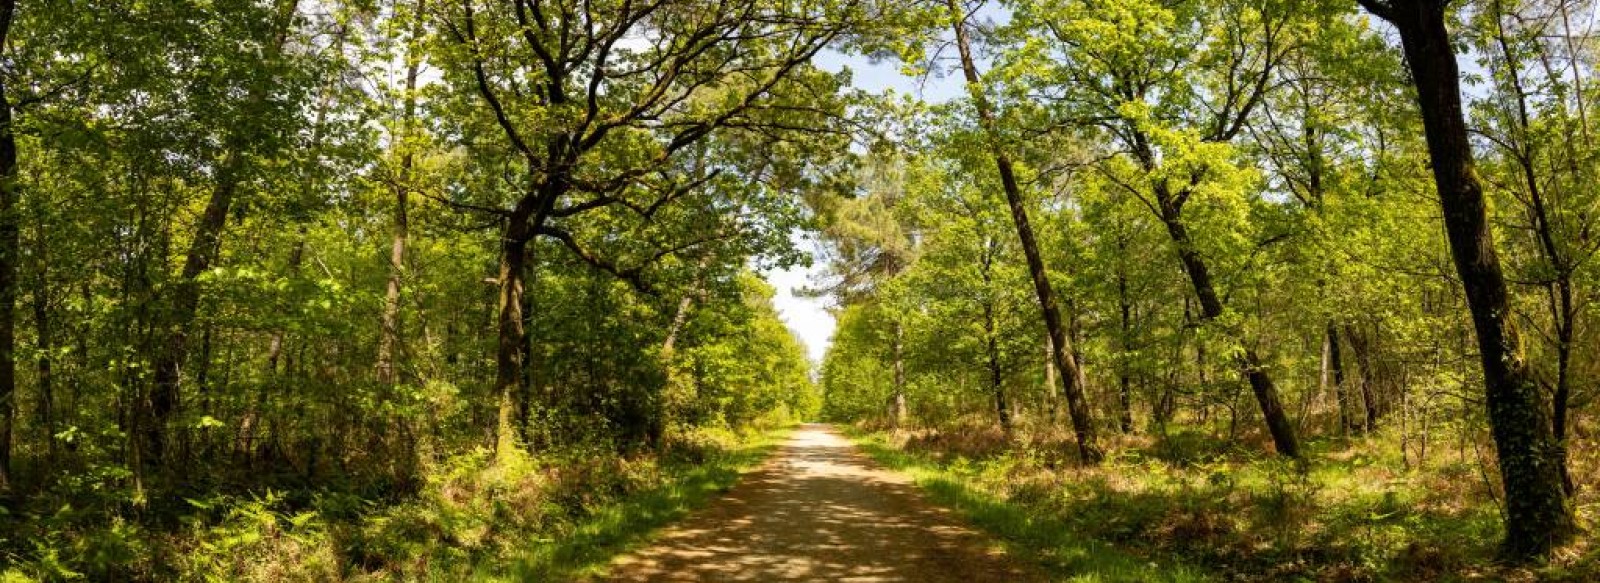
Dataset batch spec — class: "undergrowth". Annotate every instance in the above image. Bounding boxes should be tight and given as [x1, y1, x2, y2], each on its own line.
[0, 424, 790, 582]
[849, 421, 1600, 582]
[848, 428, 1209, 583]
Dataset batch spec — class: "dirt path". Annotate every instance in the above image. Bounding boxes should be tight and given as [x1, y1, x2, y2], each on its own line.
[598, 424, 1045, 582]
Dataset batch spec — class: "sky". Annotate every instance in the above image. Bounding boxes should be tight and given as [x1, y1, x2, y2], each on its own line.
[757, 49, 964, 365]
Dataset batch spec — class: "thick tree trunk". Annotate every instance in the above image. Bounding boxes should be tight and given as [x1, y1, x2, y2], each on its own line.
[1363, 0, 1574, 558]
[0, 0, 16, 488]
[1160, 204, 1301, 458]
[1345, 324, 1379, 431]
[946, 0, 1101, 462]
[493, 234, 528, 461]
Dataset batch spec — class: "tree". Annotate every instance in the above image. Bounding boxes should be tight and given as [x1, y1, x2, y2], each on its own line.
[943, 0, 1101, 461]
[376, 0, 429, 387]
[1006, 0, 1336, 458]
[896, 142, 1037, 434]
[432, 0, 857, 459]
[1467, 0, 1600, 492]
[144, 0, 323, 466]
[813, 147, 921, 428]
[1358, 0, 1575, 559]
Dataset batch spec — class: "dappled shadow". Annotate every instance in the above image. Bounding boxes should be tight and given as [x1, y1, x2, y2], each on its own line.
[597, 424, 1043, 582]
[887, 427, 1512, 581]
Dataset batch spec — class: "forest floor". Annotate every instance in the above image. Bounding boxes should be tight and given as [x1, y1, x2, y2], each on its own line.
[593, 423, 1045, 582]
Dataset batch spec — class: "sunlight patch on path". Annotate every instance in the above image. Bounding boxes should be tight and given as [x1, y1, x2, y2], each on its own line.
[598, 424, 1043, 582]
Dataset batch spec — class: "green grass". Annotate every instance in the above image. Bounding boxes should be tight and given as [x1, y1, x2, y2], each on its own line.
[846, 430, 1211, 583]
[484, 426, 792, 582]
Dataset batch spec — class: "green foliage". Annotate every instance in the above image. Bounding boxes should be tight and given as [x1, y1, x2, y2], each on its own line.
[0, 0, 826, 578]
[6, 0, 1600, 578]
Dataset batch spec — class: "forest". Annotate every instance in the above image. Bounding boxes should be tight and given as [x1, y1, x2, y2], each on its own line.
[0, 0, 1598, 580]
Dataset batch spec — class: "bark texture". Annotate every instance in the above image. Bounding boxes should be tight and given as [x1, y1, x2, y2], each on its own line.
[1360, 0, 1574, 558]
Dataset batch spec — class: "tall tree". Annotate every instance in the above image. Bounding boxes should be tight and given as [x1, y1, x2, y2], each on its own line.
[1468, 0, 1600, 492]
[814, 148, 920, 428]
[1358, 0, 1575, 559]
[1010, 0, 1320, 457]
[0, 0, 17, 490]
[144, 0, 306, 465]
[434, 0, 856, 458]
[944, 0, 1101, 462]
[377, 0, 428, 387]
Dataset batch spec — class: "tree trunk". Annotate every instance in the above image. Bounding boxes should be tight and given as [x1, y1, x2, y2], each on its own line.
[1318, 325, 1330, 419]
[0, 0, 16, 487]
[1328, 322, 1348, 434]
[375, 179, 409, 385]
[1117, 255, 1134, 433]
[1344, 324, 1379, 431]
[1043, 336, 1059, 422]
[946, 0, 1101, 462]
[1159, 203, 1300, 458]
[662, 250, 716, 359]
[493, 234, 528, 461]
[1362, 0, 1574, 558]
[662, 294, 695, 359]
[377, 0, 425, 387]
[890, 321, 907, 429]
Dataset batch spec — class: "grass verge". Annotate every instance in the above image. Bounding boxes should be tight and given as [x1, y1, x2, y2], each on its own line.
[489, 426, 792, 582]
[846, 428, 1211, 583]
